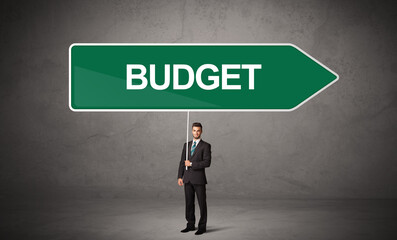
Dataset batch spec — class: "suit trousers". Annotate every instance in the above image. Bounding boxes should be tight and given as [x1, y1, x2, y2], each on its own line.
[184, 182, 207, 230]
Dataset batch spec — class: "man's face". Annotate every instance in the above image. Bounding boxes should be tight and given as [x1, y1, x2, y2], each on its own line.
[192, 126, 202, 139]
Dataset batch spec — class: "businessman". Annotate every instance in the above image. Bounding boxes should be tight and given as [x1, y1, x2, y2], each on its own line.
[178, 122, 211, 235]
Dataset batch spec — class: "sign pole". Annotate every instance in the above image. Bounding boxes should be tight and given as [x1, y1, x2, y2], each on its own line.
[186, 111, 189, 170]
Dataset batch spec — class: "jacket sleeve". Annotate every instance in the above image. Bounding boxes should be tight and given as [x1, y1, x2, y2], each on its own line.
[177, 143, 186, 179]
[192, 143, 211, 170]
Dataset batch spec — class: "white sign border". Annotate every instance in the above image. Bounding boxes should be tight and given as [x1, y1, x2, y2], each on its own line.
[68, 43, 339, 112]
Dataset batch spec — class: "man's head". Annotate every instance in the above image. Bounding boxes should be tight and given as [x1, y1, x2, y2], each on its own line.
[192, 122, 202, 140]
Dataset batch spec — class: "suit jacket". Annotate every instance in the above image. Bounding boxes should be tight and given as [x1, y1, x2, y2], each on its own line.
[178, 139, 211, 184]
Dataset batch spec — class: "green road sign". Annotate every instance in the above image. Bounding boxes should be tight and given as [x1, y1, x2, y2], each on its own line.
[69, 44, 338, 111]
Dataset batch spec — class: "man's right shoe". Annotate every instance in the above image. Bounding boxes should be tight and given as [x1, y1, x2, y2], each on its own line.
[195, 228, 206, 235]
[180, 226, 196, 233]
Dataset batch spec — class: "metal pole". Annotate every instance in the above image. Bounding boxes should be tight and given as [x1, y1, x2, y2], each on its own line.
[186, 111, 189, 170]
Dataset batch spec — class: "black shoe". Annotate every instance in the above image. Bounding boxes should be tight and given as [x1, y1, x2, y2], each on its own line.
[195, 228, 206, 235]
[181, 226, 195, 233]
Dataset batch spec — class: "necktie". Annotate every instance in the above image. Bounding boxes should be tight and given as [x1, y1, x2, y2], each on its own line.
[191, 141, 196, 156]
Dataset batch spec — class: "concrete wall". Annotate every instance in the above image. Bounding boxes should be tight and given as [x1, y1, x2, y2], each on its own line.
[1, 0, 396, 199]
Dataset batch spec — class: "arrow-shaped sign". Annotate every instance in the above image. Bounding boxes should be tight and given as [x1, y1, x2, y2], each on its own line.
[69, 43, 338, 111]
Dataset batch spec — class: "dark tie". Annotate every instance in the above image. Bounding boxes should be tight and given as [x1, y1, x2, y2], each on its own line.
[191, 141, 196, 155]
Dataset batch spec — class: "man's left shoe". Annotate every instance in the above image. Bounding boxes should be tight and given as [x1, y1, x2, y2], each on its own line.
[195, 228, 206, 235]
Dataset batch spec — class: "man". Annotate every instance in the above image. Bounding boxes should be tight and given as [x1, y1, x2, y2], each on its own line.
[177, 122, 211, 235]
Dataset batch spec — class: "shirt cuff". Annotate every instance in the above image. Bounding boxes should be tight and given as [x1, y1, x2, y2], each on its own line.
[190, 162, 192, 166]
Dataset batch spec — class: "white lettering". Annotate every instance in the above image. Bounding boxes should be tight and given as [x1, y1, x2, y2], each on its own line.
[126, 64, 262, 90]
[126, 64, 148, 90]
[222, 64, 241, 90]
[196, 64, 219, 90]
[242, 64, 262, 90]
[173, 64, 194, 90]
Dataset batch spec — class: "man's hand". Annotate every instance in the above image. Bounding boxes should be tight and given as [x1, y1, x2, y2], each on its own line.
[185, 160, 191, 166]
[178, 178, 183, 186]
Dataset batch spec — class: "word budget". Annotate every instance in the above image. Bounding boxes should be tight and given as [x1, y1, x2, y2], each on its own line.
[126, 64, 262, 90]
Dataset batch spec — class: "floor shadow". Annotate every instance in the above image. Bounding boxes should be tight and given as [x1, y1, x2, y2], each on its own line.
[206, 226, 234, 233]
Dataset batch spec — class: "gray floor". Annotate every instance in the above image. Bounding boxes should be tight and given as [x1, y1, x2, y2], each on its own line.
[2, 196, 396, 240]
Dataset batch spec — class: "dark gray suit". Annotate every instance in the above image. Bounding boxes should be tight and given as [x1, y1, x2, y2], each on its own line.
[178, 139, 212, 184]
[177, 139, 211, 230]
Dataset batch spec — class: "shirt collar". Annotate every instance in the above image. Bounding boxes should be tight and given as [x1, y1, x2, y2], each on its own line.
[193, 138, 201, 145]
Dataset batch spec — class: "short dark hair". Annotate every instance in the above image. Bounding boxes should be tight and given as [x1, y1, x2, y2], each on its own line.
[192, 122, 202, 130]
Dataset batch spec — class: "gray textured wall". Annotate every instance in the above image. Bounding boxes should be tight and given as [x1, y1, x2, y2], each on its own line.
[0, 0, 396, 200]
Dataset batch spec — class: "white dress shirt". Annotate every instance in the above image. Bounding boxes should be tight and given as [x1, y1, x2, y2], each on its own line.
[192, 138, 201, 148]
